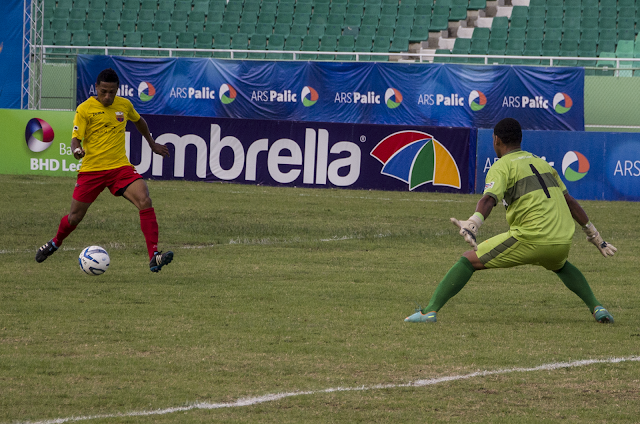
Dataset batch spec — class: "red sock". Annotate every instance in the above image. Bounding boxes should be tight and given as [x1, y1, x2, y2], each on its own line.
[52, 215, 77, 247]
[139, 207, 159, 260]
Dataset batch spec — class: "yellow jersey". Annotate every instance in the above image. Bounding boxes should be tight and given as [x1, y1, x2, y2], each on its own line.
[72, 96, 141, 172]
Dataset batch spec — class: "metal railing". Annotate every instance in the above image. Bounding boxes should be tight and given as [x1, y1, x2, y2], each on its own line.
[41, 44, 640, 69]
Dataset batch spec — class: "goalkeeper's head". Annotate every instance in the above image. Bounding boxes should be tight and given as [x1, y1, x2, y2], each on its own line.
[494, 118, 522, 146]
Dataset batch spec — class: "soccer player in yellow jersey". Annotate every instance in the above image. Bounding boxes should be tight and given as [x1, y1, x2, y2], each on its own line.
[36, 68, 174, 272]
[405, 118, 617, 324]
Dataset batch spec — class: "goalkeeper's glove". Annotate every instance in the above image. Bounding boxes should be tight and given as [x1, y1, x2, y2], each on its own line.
[582, 222, 617, 257]
[450, 213, 484, 251]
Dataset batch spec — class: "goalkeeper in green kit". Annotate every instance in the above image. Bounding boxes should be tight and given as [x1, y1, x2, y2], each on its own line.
[405, 118, 617, 324]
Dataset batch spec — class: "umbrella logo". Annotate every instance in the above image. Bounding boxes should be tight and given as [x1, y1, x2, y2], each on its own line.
[384, 88, 403, 109]
[220, 83, 237, 104]
[25, 118, 55, 152]
[138, 81, 156, 102]
[562, 150, 589, 181]
[371, 131, 461, 190]
[553, 92, 573, 114]
[469, 90, 487, 111]
[301, 86, 318, 107]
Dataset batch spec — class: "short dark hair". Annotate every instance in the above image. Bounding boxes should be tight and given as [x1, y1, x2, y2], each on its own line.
[494, 118, 522, 146]
[96, 68, 119, 86]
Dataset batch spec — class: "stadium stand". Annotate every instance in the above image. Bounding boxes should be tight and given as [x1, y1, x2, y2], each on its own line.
[41, 0, 639, 66]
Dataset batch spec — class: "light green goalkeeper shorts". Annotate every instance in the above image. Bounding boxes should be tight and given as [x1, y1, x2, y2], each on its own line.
[476, 232, 572, 271]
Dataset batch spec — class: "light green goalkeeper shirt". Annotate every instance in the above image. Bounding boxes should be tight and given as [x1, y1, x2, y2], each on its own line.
[483, 149, 575, 244]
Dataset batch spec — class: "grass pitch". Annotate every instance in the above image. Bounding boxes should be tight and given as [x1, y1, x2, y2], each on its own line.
[1, 174, 639, 423]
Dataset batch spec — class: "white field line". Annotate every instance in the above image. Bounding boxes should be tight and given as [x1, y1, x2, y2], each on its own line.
[17, 356, 640, 424]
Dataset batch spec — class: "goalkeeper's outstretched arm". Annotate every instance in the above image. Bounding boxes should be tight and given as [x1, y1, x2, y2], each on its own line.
[564, 193, 617, 257]
[450, 195, 496, 250]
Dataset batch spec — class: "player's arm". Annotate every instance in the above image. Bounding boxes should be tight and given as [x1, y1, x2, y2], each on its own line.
[450, 194, 496, 251]
[71, 108, 87, 159]
[132, 116, 170, 158]
[565, 193, 617, 257]
[71, 137, 84, 159]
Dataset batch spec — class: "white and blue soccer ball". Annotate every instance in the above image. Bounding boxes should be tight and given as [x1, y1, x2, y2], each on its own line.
[79, 246, 110, 275]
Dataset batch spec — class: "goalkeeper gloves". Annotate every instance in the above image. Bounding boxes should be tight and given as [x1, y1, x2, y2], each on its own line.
[582, 222, 617, 257]
[450, 212, 484, 251]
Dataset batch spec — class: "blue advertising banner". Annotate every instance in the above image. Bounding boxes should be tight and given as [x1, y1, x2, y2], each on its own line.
[0, 0, 25, 109]
[126, 115, 475, 193]
[476, 129, 640, 201]
[78, 55, 584, 131]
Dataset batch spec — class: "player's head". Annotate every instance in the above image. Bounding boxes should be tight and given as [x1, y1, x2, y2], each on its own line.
[95, 68, 119, 107]
[492, 118, 522, 158]
[493, 118, 522, 146]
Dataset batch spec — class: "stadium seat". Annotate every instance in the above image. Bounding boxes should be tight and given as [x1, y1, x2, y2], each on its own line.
[213, 33, 232, 58]
[267, 33, 286, 59]
[174, 0, 192, 12]
[230, 33, 248, 58]
[193, 32, 213, 56]
[248, 33, 267, 59]
[337, 34, 355, 59]
[377, 25, 394, 38]
[89, 29, 107, 46]
[300, 35, 320, 59]
[410, 25, 429, 43]
[433, 48, 451, 63]
[159, 31, 177, 49]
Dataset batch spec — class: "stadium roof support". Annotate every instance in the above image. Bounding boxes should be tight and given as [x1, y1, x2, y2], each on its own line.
[22, 0, 44, 109]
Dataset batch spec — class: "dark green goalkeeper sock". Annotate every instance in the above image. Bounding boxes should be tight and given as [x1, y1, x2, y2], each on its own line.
[424, 256, 476, 313]
[554, 261, 601, 313]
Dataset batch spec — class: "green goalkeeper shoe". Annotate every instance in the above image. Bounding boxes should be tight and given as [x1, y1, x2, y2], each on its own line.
[593, 306, 614, 324]
[404, 310, 437, 323]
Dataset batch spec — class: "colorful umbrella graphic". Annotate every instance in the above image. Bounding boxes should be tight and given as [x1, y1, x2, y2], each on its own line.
[370, 131, 461, 190]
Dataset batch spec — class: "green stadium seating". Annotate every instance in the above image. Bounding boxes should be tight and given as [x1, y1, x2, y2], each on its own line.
[137, 9, 154, 21]
[307, 23, 324, 36]
[394, 24, 411, 39]
[467, 0, 485, 10]
[213, 33, 231, 58]
[231, 33, 248, 58]
[354, 34, 372, 52]
[121, 8, 137, 21]
[220, 22, 238, 34]
[508, 27, 525, 41]
[286, 22, 305, 36]
[359, 25, 376, 38]
[141, 30, 159, 46]
[451, 37, 470, 63]
[177, 31, 195, 47]
[596, 52, 616, 76]
[377, 25, 394, 38]
[409, 25, 429, 42]
[238, 22, 256, 36]
[248, 33, 267, 59]
[137, 20, 153, 32]
[267, 33, 287, 59]
[433, 48, 450, 63]
[51, 19, 68, 32]
[284, 34, 302, 50]
[430, 15, 448, 31]
[139, 0, 156, 11]
[361, 15, 379, 27]
[69, 8, 86, 20]
[343, 26, 359, 36]
[156, 31, 175, 54]
[390, 36, 409, 52]
[154, 20, 170, 32]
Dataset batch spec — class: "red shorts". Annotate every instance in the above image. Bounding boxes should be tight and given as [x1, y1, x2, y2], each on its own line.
[73, 166, 142, 203]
